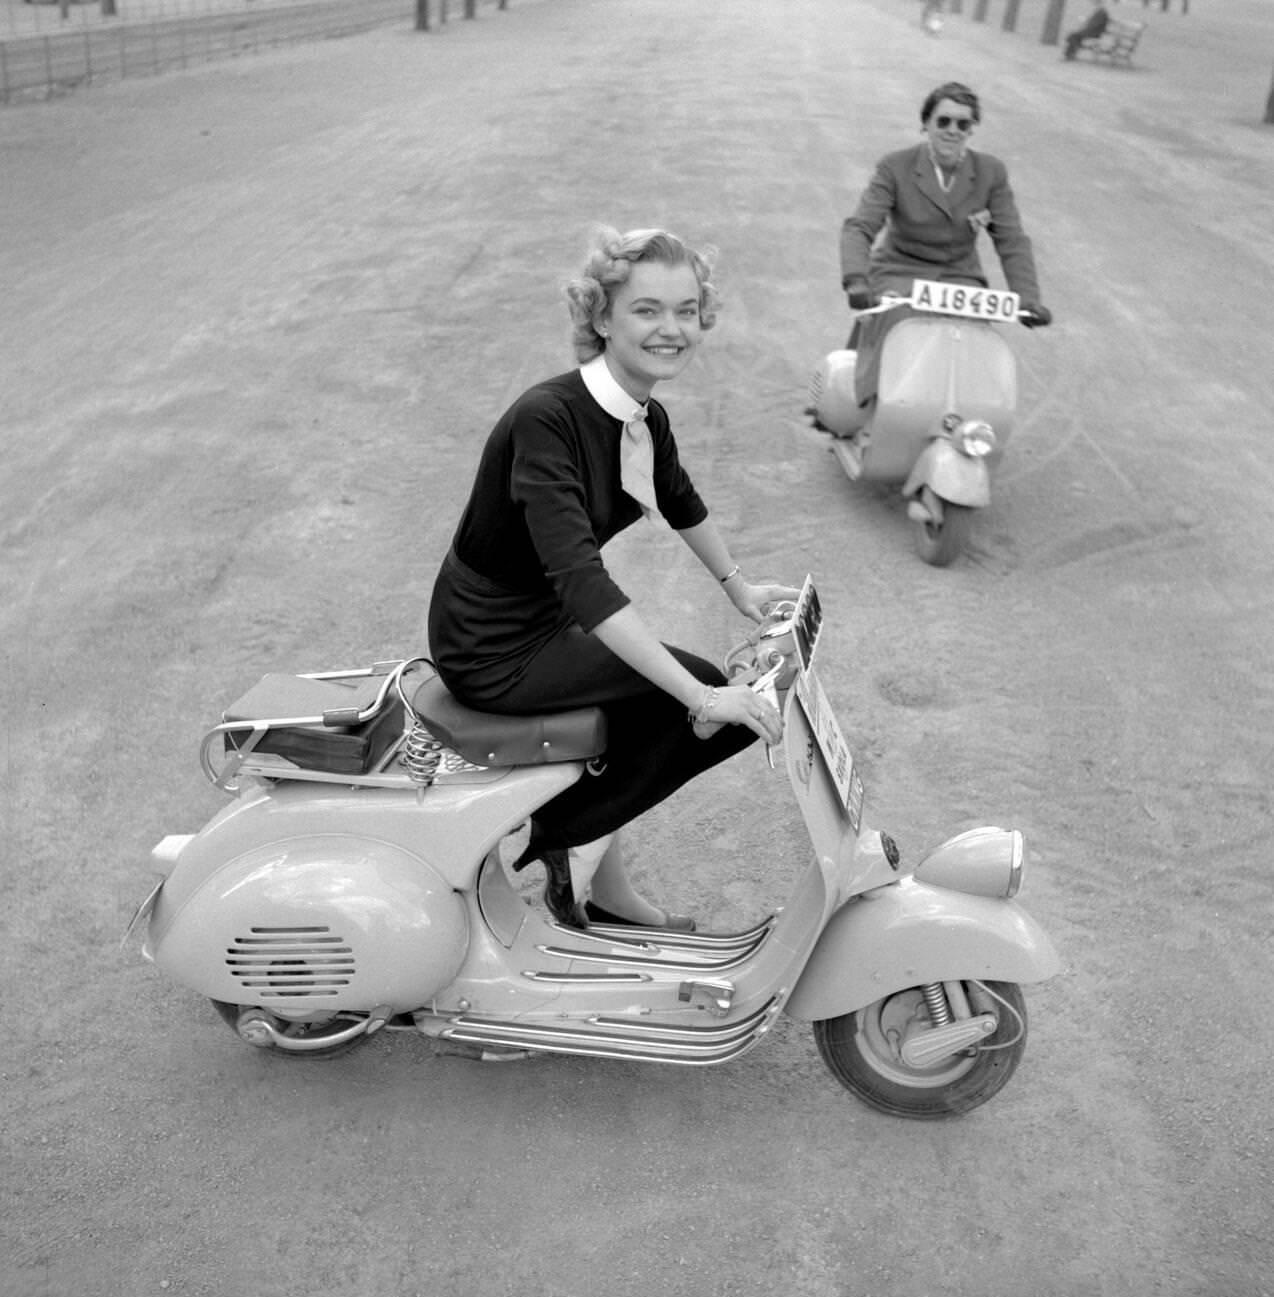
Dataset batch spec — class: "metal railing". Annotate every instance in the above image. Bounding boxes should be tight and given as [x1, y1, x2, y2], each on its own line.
[0, 0, 509, 103]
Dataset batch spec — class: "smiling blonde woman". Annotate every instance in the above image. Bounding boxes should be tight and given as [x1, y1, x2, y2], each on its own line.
[427, 226, 798, 932]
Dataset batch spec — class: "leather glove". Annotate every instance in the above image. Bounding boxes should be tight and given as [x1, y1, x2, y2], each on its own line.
[845, 276, 876, 311]
[1020, 303, 1052, 329]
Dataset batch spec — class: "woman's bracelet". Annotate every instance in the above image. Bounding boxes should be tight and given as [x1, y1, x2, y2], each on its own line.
[691, 685, 719, 726]
[719, 564, 741, 585]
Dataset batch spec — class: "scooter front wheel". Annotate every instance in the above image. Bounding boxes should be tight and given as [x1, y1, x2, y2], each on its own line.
[913, 501, 973, 567]
[813, 980, 1027, 1118]
[211, 1000, 377, 1060]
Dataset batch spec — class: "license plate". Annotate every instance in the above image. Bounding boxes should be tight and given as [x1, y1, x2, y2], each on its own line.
[910, 279, 1020, 322]
[795, 668, 863, 831]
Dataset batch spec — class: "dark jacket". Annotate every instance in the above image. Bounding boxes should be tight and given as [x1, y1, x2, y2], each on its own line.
[840, 144, 1041, 303]
[448, 369, 706, 637]
[1073, 6, 1110, 41]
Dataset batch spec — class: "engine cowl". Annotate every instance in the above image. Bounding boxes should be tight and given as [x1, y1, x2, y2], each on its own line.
[148, 835, 468, 1012]
[809, 350, 866, 438]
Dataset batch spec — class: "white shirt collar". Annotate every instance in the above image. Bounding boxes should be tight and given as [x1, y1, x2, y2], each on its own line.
[580, 354, 646, 422]
[925, 141, 968, 193]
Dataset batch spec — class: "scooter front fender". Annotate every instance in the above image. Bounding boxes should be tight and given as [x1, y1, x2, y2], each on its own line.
[783, 876, 1059, 1022]
[902, 439, 991, 508]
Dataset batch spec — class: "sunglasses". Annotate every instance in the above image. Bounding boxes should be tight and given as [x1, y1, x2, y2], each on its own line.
[934, 115, 975, 132]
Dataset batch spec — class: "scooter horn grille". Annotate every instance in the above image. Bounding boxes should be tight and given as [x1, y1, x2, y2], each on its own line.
[225, 926, 355, 999]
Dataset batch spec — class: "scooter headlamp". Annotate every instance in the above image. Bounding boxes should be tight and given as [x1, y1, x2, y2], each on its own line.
[954, 419, 997, 458]
[911, 827, 1024, 899]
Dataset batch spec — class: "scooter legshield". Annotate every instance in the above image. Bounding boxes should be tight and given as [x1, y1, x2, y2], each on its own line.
[863, 317, 1018, 483]
[783, 876, 1060, 1023]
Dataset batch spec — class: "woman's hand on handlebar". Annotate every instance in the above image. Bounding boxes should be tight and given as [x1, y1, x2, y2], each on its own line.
[727, 579, 803, 624]
[705, 683, 784, 745]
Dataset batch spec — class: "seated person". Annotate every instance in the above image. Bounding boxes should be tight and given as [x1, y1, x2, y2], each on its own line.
[1064, 3, 1111, 59]
[839, 81, 1050, 411]
[427, 226, 798, 932]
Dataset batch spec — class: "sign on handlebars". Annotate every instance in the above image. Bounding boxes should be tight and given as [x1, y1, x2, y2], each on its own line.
[778, 579, 863, 831]
[791, 579, 822, 674]
[908, 279, 1020, 322]
[795, 668, 864, 832]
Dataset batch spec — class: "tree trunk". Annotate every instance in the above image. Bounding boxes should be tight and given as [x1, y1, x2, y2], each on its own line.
[1041, 0, 1066, 45]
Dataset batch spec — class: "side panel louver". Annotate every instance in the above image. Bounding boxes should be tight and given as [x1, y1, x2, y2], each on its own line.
[225, 927, 355, 999]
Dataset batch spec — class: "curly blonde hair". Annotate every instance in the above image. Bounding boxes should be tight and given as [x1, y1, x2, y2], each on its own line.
[564, 225, 722, 363]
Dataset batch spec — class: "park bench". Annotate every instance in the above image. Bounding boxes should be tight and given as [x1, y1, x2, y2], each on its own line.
[1077, 17, 1146, 66]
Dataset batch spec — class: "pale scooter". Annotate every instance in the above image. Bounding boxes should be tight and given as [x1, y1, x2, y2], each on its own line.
[810, 279, 1043, 566]
[126, 580, 1059, 1117]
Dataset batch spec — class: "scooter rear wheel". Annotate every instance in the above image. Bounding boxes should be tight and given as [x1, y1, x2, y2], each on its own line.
[813, 980, 1027, 1118]
[913, 502, 973, 567]
[211, 1000, 376, 1060]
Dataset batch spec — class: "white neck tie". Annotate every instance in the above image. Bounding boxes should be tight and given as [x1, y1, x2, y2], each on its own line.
[621, 408, 659, 520]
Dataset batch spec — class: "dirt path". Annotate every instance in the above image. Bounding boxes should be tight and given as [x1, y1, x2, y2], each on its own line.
[2, 1, 1272, 1294]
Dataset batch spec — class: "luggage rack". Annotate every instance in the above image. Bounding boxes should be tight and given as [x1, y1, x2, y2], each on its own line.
[200, 658, 493, 793]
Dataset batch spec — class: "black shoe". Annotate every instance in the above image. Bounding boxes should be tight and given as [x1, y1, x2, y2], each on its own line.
[584, 901, 697, 932]
[542, 849, 587, 929]
[509, 822, 546, 873]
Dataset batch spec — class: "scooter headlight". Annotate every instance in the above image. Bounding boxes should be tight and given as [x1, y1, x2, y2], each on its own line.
[911, 827, 1024, 898]
[954, 419, 997, 458]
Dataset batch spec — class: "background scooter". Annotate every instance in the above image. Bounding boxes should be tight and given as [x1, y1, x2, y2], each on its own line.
[810, 280, 1041, 566]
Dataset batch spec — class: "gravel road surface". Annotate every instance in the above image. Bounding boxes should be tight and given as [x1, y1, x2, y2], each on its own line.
[3, 1, 1272, 1293]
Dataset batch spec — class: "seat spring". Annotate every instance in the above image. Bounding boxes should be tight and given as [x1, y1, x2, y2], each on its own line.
[402, 721, 444, 785]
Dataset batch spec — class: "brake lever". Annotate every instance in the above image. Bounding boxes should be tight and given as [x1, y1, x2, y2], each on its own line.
[753, 674, 782, 770]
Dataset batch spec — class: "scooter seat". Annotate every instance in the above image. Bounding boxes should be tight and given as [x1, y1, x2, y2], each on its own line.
[410, 675, 607, 768]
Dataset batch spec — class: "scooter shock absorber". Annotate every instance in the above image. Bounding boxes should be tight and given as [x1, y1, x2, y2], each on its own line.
[922, 983, 953, 1029]
[402, 721, 445, 785]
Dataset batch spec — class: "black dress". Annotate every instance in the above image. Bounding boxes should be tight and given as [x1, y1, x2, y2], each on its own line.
[428, 368, 757, 851]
